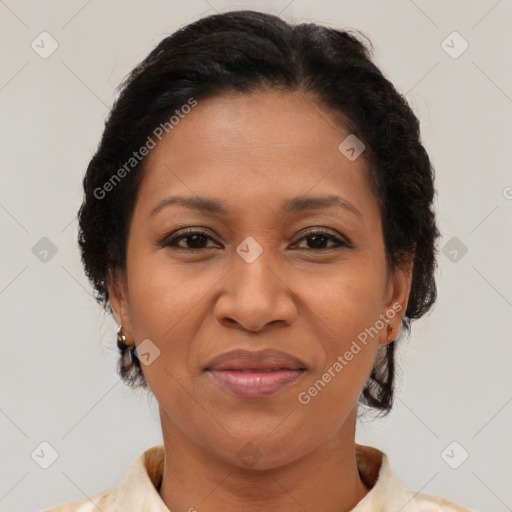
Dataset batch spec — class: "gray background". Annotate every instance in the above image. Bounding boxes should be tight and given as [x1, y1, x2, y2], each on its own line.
[1, 1, 511, 511]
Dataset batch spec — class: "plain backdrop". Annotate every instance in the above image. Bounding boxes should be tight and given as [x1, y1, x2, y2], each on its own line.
[0, 1, 511, 511]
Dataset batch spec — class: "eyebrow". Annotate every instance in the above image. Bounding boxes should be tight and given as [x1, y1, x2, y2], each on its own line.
[149, 194, 363, 219]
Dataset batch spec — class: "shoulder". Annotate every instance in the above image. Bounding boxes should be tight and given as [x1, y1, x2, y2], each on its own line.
[354, 444, 477, 512]
[402, 490, 475, 512]
[42, 486, 117, 512]
[397, 488, 476, 512]
[41, 445, 166, 512]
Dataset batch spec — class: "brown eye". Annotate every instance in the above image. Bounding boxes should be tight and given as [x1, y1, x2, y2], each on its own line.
[158, 228, 350, 252]
[294, 229, 350, 251]
[160, 229, 218, 251]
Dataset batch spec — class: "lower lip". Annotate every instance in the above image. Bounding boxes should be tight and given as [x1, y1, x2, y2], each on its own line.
[207, 369, 305, 398]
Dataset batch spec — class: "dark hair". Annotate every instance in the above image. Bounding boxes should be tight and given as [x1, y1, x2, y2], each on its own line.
[78, 10, 440, 412]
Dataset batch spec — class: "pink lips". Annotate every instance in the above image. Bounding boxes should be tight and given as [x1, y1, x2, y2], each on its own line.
[205, 349, 307, 398]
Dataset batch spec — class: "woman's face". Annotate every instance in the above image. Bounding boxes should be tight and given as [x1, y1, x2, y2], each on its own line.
[108, 90, 412, 469]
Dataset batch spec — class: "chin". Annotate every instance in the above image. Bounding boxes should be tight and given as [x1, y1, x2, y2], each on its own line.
[212, 427, 315, 471]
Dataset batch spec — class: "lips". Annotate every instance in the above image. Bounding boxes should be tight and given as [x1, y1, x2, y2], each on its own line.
[204, 349, 307, 398]
[204, 348, 308, 372]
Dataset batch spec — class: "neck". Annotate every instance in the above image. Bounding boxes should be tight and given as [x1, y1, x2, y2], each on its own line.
[158, 408, 369, 512]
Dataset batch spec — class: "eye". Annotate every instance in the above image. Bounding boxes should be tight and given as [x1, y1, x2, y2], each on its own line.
[159, 229, 219, 251]
[158, 227, 351, 252]
[293, 229, 350, 251]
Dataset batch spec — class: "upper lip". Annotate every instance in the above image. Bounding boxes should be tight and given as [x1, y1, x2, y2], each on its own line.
[205, 349, 308, 371]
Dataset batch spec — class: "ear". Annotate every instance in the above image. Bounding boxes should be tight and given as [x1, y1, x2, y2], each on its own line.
[106, 267, 135, 345]
[379, 257, 414, 346]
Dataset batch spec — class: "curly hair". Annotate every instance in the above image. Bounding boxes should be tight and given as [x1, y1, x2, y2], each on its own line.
[78, 10, 440, 412]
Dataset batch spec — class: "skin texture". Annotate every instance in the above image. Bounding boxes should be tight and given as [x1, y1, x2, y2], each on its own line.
[107, 90, 413, 512]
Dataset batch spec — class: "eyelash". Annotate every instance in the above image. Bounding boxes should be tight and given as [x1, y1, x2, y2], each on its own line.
[158, 228, 351, 252]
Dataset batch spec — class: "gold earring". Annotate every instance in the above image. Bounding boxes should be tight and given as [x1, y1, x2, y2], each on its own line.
[387, 324, 394, 343]
[117, 325, 137, 360]
[117, 325, 126, 345]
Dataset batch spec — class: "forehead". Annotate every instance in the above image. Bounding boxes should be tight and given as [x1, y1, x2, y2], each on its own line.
[137, 90, 377, 220]
[147, 90, 352, 161]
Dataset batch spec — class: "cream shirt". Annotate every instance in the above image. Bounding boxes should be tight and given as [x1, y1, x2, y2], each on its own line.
[44, 444, 474, 512]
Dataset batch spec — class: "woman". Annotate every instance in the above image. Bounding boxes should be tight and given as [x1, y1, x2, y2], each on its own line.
[47, 10, 473, 512]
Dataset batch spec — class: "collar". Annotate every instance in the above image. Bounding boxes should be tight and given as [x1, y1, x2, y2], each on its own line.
[113, 443, 471, 512]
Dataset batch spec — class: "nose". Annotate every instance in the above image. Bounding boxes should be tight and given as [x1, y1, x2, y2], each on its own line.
[213, 246, 298, 333]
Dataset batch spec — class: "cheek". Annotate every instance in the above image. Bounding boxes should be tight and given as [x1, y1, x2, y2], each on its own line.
[295, 271, 381, 420]
[292, 265, 383, 405]
[126, 246, 210, 336]
[297, 258, 385, 338]
[125, 250, 229, 390]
